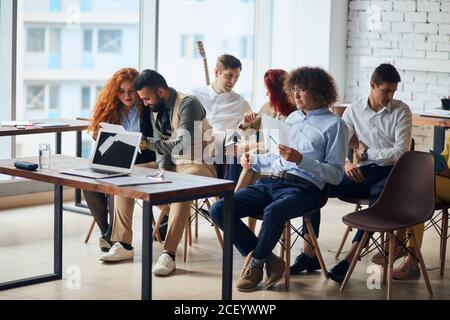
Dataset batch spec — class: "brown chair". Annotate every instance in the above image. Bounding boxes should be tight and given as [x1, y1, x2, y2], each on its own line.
[424, 203, 450, 276]
[339, 151, 435, 300]
[334, 139, 416, 259]
[241, 186, 331, 289]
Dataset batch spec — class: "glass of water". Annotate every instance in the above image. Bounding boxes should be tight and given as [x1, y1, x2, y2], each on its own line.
[39, 143, 51, 169]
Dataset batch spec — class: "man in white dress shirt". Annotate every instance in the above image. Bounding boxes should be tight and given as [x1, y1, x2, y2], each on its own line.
[191, 54, 251, 181]
[290, 63, 413, 283]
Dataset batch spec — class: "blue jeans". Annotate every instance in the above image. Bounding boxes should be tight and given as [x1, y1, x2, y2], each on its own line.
[307, 164, 392, 243]
[210, 177, 327, 260]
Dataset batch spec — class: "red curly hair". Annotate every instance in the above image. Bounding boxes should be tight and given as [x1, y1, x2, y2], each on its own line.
[264, 69, 295, 117]
[88, 67, 140, 136]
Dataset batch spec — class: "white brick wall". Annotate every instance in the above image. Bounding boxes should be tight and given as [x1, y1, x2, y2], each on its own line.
[346, 0, 450, 151]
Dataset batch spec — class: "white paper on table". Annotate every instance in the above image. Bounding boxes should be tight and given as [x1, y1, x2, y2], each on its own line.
[261, 113, 291, 153]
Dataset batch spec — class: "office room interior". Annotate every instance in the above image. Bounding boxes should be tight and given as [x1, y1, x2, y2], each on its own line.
[0, 0, 450, 302]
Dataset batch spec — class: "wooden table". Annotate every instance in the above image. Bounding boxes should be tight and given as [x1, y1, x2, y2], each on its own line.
[0, 155, 235, 300]
[413, 114, 450, 152]
[0, 118, 90, 212]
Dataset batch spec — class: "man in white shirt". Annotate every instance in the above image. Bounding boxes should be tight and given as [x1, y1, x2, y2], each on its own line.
[191, 54, 251, 181]
[290, 64, 413, 283]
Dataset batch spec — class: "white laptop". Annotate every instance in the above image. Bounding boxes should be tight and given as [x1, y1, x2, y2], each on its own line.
[418, 109, 450, 119]
[62, 128, 142, 179]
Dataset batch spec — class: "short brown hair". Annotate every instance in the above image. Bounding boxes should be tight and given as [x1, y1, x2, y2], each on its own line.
[371, 63, 401, 86]
[285, 67, 338, 106]
[216, 54, 242, 71]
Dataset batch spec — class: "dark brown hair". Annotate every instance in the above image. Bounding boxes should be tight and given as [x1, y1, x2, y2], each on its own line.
[371, 63, 401, 86]
[285, 66, 338, 106]
[216, 54, 242, 71]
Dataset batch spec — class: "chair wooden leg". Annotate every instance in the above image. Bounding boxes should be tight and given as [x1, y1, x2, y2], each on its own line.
[305, 217, 328, 277]
[84, 218, 96, 243]
[410, 230, 433, 297]
[387, 232, 394, 300]
[279, 229, 285, 259]
[340, 231, 369, 292]
[285, 222, 291, 289]
[241, 252, 253, 277]
[335, 226, 352, 260]
[440, 210, 448, 277]
[382, 232, 389, 284]
[248, 217, 257, 234]
[213, 224, 224, 250]
[188, 214, 193, 247]
[183, 222, 189, 263]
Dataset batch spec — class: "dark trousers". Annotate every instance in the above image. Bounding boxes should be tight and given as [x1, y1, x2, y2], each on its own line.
[210, 177, 326, 259]
[83, 191, 114, 239]
[306, 164, 392, 243]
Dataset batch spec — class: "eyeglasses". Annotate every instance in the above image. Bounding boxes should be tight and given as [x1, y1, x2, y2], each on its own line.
[289, 87, 306, 95]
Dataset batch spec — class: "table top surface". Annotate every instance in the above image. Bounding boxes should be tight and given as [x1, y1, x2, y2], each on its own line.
[0, 155, 235, 203]
[0, 119, 89, 136]
[412, 114, 450, 127]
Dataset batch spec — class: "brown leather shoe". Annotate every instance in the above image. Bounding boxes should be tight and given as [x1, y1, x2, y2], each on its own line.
[265, 256, 285, 289]
[393, 261, 420, 280]
[236, 265, 263, 292]
[371, 247, 408, 265]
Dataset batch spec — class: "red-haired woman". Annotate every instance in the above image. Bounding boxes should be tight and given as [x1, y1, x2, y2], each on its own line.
[236, 69, 296, 231]
[83, 67, 156, 253]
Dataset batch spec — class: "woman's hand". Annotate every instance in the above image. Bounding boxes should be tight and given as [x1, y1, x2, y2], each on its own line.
[243, 111, 258, 125]
[278, 144, 302, 164]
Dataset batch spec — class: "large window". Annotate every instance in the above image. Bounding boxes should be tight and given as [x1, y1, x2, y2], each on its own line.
[158, 0, 256, 103]
[16, 0, 140, 158]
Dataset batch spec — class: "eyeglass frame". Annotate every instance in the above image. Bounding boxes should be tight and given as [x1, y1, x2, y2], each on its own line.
[289, 86, 307, 95]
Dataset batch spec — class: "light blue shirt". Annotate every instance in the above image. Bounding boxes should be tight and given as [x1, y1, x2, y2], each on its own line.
[120, 106, 141, 132]
[252, 107, 349, 190]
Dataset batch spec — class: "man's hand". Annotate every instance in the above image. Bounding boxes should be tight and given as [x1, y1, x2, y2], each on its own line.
[354, 141, 367, 163]
[243, 111, 258, 125]
[240, 152, 254, 170]
[345, 161, 364, 183]
[278, 144, 302, 164]
[140, 138, 149, 151]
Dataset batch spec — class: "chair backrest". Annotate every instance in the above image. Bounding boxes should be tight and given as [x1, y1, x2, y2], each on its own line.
[371, 151, 435, 225]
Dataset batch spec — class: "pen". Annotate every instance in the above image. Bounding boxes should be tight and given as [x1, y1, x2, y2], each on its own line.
[269, 135, 278, 145]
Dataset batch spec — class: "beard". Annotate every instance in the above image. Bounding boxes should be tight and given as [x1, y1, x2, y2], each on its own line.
[149, 96, 165, 113]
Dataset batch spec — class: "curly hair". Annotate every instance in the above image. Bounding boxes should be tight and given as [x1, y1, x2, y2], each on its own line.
[264, 69, 295, 117]
[88, 67, 140, 136]
[285, 67, 338, 107]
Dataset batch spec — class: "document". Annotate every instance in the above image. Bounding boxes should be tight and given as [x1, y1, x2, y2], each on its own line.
[100, 122, 125, 131]
[99, 175, 171, 187]
[261, 113, 291, 153]
[1, 120, 32, 127]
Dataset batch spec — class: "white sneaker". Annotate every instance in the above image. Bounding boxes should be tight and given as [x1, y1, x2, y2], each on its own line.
[152, 253, 176, 276]
[99, 243, 134, 262]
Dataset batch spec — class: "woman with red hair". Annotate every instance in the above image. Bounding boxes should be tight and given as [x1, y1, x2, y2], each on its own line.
[236, 69, 296, 231]
[84, 67, 156, 253]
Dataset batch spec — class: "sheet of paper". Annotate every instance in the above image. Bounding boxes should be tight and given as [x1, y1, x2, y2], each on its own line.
[100, 122, 125, 131]
[261, 113, 291, 153]
[1, 120, 32, 127]
[99, 175, 171, 186]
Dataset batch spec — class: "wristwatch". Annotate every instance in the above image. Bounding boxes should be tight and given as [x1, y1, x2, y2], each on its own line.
[360, 147, 368, 162]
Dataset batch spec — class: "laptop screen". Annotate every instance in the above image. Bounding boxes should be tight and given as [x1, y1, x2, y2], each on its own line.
[92, 130, 141, 170]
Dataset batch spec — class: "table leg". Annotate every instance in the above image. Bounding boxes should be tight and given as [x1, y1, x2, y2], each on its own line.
[433, 127, 446, 153]
[142, 201, 153, 300]
[75, 130, 82, 206]
[56, 132, 62, 154]
[54, 185, 63, 277]
[222, 192, 234, 300]
[0, 184, 63, 291]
